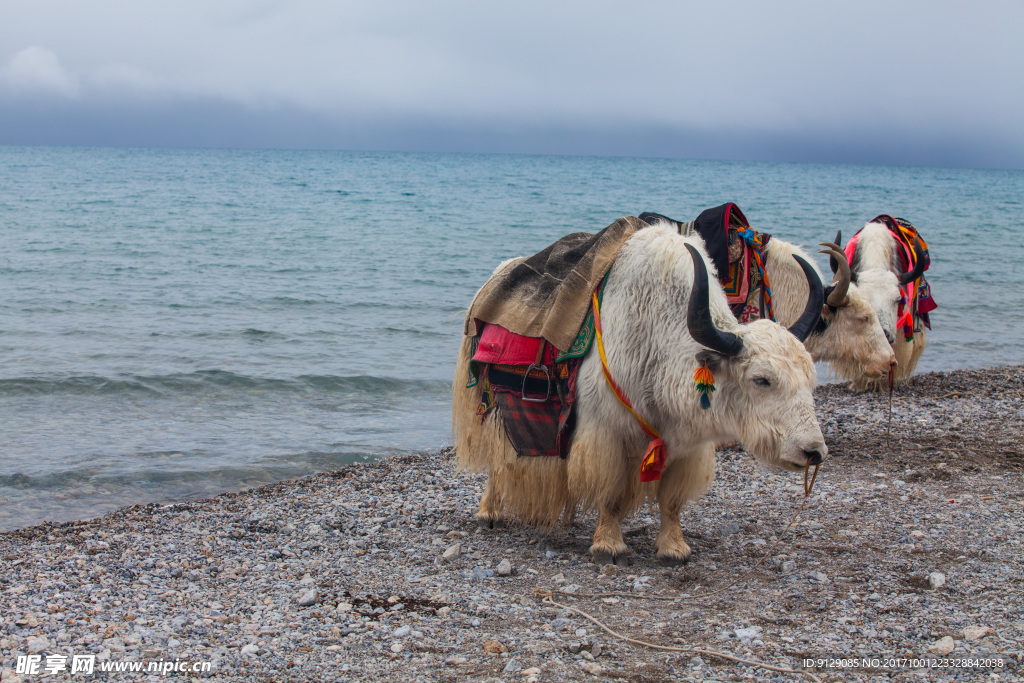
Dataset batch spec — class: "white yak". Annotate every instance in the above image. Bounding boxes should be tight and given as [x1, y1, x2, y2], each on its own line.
[637, 215, 897, 383]
[838, 222, 928, 391]
[454, 226, 827, 565]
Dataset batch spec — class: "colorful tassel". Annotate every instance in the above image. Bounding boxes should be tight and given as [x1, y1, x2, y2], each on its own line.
[639, 438, 666, 483]
[693, 363, 716, 410]
[898, 293, 915, 342]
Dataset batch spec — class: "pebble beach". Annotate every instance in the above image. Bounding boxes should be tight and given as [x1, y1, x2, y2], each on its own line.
[1, 366, 1022, 682]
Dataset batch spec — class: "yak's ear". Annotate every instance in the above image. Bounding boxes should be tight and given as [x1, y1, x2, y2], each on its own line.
[695, 349, 727, 374]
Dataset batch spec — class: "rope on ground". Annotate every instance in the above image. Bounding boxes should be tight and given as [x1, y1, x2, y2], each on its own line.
[530, 484, 826, 681]
[534, 590, 822, 683]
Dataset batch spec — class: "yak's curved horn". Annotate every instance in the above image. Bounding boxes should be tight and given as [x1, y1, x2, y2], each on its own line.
[818, 243, 851, 307]
[787, 254, 825, 342]
[685, 243, 743, 357]
[899, 241, 927, 285]
[828, 230, 843, 274]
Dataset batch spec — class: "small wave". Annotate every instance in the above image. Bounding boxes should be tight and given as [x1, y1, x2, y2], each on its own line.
[241, 328, 287, 340]
[0, 371, 449, 398]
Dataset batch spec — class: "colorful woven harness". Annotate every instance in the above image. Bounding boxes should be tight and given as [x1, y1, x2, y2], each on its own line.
[735, 226, 775, 322]
[591, 290, 667, 482]
[889, 218, 930, 341]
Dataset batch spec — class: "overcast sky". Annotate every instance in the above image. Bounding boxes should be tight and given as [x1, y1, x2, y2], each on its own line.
[2, 1, 1022, 168]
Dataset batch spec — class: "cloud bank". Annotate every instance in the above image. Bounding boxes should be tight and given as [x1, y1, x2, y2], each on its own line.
[1, 1, 1022, 168]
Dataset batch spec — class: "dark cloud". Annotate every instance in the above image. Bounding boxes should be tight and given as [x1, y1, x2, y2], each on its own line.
[1, 1, 1022, 168]
[3, 97, 1018, 170]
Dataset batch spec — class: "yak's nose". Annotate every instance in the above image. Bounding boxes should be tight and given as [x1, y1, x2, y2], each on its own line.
[884, 329, 896, 344]
[803, 449, 824, 466]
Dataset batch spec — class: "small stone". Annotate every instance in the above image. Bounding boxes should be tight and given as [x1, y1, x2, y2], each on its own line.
[781, 561, 796, 574]
[591, 643, 602, 657]
[600, 564, 618, 577]
[522, 667, 542, 676]
[394, 625, 411, 638]
[963, 626, 995, 641]
[580, 662, 604, 675]
[240, 644, 259, 658]
[929, 636, 955, 655]
[809, 571, 828, 583]
[502, 659, 521, 673]
[390, 642, 403, 653]
[27, 638, 49, 653]
[928, 572, 946, 590]
[296, 589, 319, 606]
[735, 626, 762, 642]
[483, 639, 507, 654]
[442, 543, 462, 562]
[496, 559, 513, 576]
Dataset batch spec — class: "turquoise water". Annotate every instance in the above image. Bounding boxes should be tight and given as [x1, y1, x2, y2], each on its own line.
[1, 147, 1022, 530]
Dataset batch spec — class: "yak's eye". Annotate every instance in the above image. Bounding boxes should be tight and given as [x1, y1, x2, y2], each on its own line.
[753, 377, 771, 387]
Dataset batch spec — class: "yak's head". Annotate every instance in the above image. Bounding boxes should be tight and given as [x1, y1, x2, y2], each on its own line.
[685, 243, 827, 472]
[842, 224, 926, 347]
[813, 240, 897, 380]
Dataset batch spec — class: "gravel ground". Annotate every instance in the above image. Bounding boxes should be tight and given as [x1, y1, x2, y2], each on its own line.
[1, 366, 1022, 683]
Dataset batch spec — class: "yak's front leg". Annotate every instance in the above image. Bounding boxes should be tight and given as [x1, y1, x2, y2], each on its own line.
[654, 445, 715, 566]
[590, 495, 632, 566]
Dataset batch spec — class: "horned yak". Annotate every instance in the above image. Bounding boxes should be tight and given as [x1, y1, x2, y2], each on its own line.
[837, 220, 929, 391]
[454, 225, 827, 565]
[638, 212, 896, 383]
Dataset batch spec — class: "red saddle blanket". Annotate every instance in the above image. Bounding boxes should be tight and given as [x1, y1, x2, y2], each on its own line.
[472, 323, 559, 366]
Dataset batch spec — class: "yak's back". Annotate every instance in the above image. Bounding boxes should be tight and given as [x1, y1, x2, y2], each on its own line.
[464, 216, 645, 352]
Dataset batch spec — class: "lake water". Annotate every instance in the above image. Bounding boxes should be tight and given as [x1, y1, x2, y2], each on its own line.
[1, 146, 1021, 530]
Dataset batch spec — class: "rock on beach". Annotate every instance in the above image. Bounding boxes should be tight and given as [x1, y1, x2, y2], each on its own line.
[0, 366, 1022, 681]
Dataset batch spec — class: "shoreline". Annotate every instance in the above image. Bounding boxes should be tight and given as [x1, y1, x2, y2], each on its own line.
[1, 365, 1022, 682]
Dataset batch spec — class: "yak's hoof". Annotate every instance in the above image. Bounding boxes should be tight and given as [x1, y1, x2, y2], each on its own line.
[657, 552, 691, 567]
[476, 515, 505, 530]
[592, 550, 631, 567]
